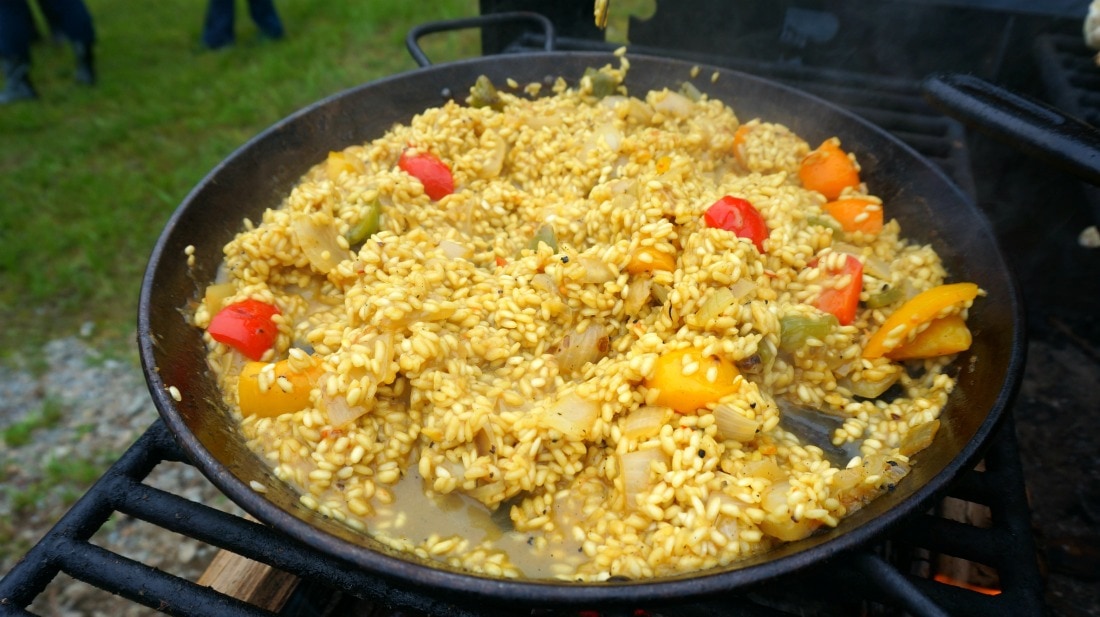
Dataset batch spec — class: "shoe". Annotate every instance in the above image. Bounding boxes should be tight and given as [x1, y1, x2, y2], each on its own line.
[1, 60, 38, 104]
[73, 42, 95, 86]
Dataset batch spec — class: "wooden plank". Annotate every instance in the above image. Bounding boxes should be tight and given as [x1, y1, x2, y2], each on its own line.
[198, 549, 300, 612]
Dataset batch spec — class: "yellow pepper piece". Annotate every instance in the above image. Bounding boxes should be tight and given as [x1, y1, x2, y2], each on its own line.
[886, 314, 972, 360]
[238, 358, 323, 418]
[625, 246, 676, 274]
[325, 150, 364, 183]
[863, 282, 979, 359]
[645, 347, 740, 414]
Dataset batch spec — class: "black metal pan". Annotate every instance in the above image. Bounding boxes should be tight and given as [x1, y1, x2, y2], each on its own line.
[137, 19, 1025, 610]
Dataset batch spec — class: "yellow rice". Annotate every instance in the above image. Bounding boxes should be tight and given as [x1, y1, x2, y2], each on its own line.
[193, 61, 968, 581]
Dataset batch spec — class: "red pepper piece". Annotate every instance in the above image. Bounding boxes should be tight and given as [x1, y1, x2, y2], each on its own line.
[398, 149, 454, 200]
[703, 196, 768, 252]
[207, 299, 279, 360]
[811, 254, 863, 325]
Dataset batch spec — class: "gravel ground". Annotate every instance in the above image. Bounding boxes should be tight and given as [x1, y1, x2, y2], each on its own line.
[0, 331, 241, 617]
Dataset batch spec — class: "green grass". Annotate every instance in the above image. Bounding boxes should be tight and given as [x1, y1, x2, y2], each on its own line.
[0, 0, 481, 361]
[2, 397, 64, 447]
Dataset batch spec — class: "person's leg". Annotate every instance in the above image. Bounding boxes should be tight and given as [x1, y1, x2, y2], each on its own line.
[202, 0, 237, 49]
[41, 0, 95, 84]
[35, 0, 66, 43]
[0, 0, 38, 103]
[246, 0, 284, 40]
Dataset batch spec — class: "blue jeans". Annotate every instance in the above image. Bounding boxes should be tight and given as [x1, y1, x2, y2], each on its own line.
[202, 0, 284, 49]
[0, 0, 95, 61]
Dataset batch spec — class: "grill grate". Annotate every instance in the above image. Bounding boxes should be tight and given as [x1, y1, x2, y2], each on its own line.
[0, 415, 1043, 616]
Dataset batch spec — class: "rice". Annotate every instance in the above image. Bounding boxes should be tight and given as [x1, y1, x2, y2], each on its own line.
[193, 61, 971, 581]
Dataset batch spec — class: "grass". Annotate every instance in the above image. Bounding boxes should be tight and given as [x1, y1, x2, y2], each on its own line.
[2, 397, 64, 447]
[0, 0, 482, 362]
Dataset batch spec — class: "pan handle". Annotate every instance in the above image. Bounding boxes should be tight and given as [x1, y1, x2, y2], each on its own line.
[406, 12, 556, 68]
[922, 73, 1100, 186]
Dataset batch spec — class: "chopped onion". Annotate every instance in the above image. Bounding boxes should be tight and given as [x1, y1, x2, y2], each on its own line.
[623, 277, 653, 316]
[555, 324, 609, 374]
[695, 287, 736, 327]
[728, 278, 756, 301]
[319, 381, 369, 426]
[620, 405, 667, 440]
[292, 213, 348, 274]
[622, 97, 655, 124]
[651, 284, 671, 304]
[438, 239, 473, 260]
[539, 392, 600, 440]
[595, 122, 623, 152]
[839, 369, 899, 399]
[203, 282, 235, 316]
[650, 89, 694, 117]
[834, 454, 911, 513]
[740, 458, 784, 483]
[900, 419, 940, 456]
[759, 481, 820, 541]
[619, 448, 667, 509]
[478, 129, 507, 179]
[531, 273, 560, 297]
[579, 255, 616, 284]
[714, 404, 760, 443]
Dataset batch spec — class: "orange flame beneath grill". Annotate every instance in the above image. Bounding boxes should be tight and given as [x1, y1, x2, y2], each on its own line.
[932, 573, 1002, 596]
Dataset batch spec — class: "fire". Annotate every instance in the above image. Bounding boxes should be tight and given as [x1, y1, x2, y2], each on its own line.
[932, 573, 1002, 596]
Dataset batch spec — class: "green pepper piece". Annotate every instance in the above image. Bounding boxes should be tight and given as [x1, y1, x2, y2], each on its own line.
[865, 285, 903, 309]
[583, 67, 618, 98]
[779, 314, 838, 353]
[469, 75, 503, 111]
[527, 223, 558, 252]
[345, 199, 382, 246]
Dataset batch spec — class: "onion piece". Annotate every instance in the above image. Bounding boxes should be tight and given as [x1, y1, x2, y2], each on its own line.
[695, 287, 736, 327]
[900, 419, 940, 456]
[538, 392, 600, 440]
[759, 481, 820, 541]
[619, 448, 667, 509]
[438, 239, 473, 260]
[728, 278, 756, 301]
[649, 89, 694, 118]
[319, 384, 368, 426]
[620, 405, 668, 441]
[623, 277, 653, 316]
[839, 369, 899, 399]
[595, 122, 623, 152]
[579, 255, 616, 284]
[555, 324, 610, 374]
[292, 213, 348, 274]
[714, 404, 761, 443]
[477, 128, 507, 179]
[203, 282, 235, 316]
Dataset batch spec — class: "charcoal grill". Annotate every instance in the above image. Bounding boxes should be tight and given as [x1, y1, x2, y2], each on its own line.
[6, 0, 1100, 614]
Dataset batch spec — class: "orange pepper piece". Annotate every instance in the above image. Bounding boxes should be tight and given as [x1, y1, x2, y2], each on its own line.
[625, 246, 676, 274]
[799, 138, 861, 200]
[886, 314, 973, 360]
[238, 358, 323, 418]
[863, 283, 979, 359]
[646, 347, 740, 414]
[824, 197, 883, 234]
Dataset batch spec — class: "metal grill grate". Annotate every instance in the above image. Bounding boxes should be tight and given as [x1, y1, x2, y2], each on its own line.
[0, 415, 1043, 616]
